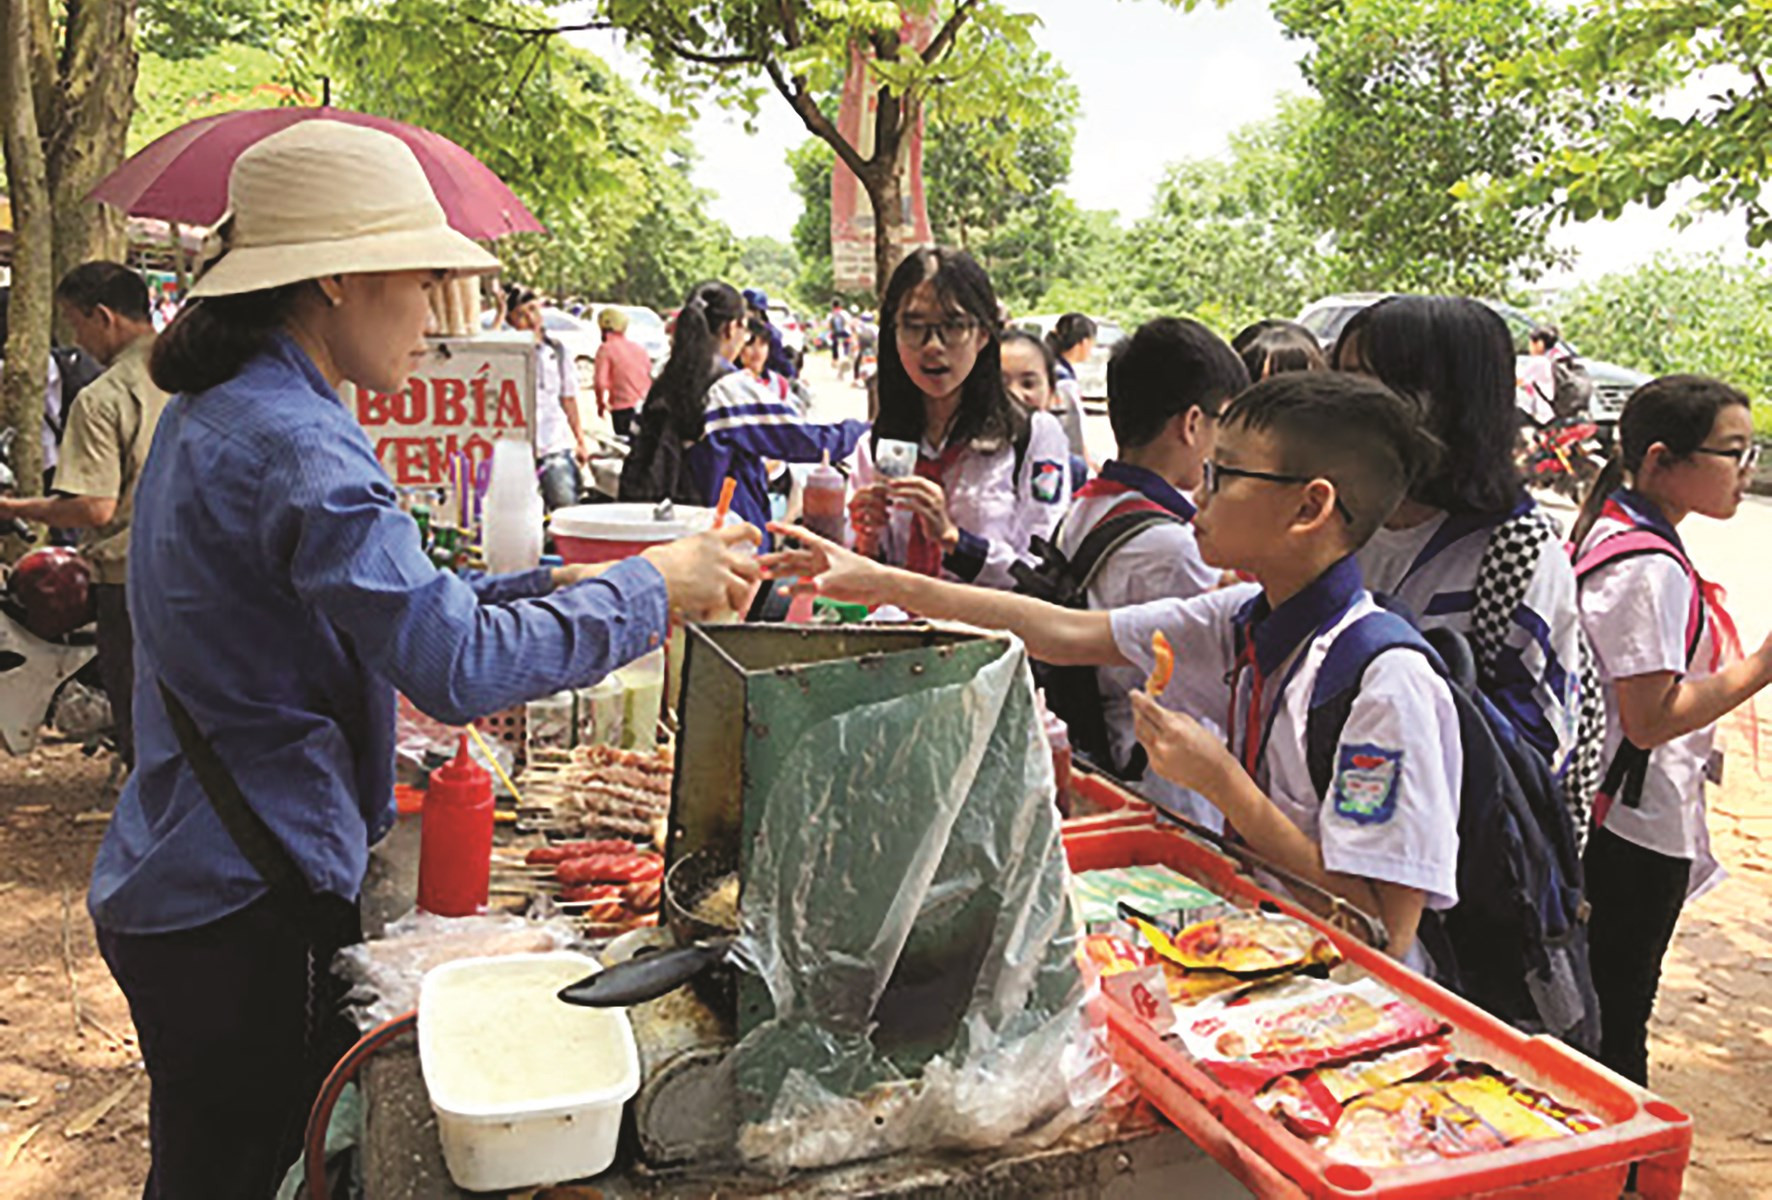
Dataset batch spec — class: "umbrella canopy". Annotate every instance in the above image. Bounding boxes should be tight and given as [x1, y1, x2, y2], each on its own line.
[90, 107, 544, 242]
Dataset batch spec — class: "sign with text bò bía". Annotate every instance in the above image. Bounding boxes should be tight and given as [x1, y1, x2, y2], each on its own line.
[348, 334, 536, 486]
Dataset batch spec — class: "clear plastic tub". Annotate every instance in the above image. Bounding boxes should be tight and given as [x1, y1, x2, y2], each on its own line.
[418, 952, 639, 1192]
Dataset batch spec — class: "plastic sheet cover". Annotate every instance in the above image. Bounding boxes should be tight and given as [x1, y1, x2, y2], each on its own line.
[729, 637, 1116, 1171]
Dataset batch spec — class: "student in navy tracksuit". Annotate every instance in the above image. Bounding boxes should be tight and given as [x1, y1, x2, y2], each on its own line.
[642, 281, 866, 548]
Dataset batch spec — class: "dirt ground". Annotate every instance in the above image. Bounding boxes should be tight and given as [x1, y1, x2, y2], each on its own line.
[3, 727, 1771, 1197]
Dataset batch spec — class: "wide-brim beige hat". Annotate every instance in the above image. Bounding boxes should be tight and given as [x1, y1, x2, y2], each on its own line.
[190, 120, 500, 299]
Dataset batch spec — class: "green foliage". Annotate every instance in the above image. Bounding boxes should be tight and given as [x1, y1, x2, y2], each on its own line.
[1554, 255, 1772, 419]
[132, 44, 295, 152]
[736, 236, 803, 306]
[128, 0, 740, 307]
[1122, 99, 1335, 335]
[1271, 0, 1585, 294]
[1494, 1, 1772, 247]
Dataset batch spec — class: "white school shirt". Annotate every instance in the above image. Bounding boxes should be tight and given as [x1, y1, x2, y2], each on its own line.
[1576, 516, 1724, 898]
[532, 337, 580, 458]
[1112, 571, 1462, 970]
[1357, 506, 1582, 777]
[854, 409, 1072, 590]
[1059, 470, 1222, 829]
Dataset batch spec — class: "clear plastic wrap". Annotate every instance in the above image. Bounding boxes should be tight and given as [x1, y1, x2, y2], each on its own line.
[727, 638, 1116, 1172]
[334, 908, 578, 1030]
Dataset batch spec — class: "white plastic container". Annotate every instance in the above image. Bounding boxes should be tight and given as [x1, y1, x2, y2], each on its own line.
[549, 502, 714, 564]
[418, 952, 639, 1192]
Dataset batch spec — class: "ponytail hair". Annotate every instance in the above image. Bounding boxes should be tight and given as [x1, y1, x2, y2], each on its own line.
[1570, 373, 1753, 547]
[1046, 312, 1097, 358]
[643, 280, 745, 442]
[149, 282, 318, 395]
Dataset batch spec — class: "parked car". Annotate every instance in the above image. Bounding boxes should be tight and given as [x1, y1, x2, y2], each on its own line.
[1008, 314, 1126, 404]
[1295, 293, 1650, 429]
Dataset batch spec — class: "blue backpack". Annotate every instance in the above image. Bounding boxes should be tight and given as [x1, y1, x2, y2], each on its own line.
[1304, 609, 1601, 1052]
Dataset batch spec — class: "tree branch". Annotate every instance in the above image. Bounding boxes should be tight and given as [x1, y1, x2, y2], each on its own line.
[461, 15, 615, 39]
[924, 0, 982, 66]
[662, 40, 766, 67]
[777, 0, 803, 51]
[764, 57, 871, 181]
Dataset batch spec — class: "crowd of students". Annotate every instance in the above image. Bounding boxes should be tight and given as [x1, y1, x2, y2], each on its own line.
[598, 245, 1770, 1089]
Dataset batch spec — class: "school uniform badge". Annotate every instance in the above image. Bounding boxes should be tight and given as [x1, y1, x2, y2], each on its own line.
[1032, 460, 1065, 504]
[1333, 744, 1402, 825]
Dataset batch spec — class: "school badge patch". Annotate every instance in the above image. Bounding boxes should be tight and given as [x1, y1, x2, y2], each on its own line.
[1032, 460, 1065, 504]
[1333, 744, 1402, 825]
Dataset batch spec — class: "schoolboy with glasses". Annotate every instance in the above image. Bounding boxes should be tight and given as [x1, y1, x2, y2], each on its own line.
[765, 372, 1462, 966]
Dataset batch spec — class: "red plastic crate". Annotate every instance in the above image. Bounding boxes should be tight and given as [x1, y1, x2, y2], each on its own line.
[1062, 810, 1692, 1200]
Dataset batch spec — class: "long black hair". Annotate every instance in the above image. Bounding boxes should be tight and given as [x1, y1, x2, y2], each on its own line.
[1570, 374, 1753, 546]
[1046, 312, 1097, 359]
[642, 280, 746, 442]
[873, 247, 1024, 452]
[1331, 295, 1521, 517]
[150, 283, 317, 395]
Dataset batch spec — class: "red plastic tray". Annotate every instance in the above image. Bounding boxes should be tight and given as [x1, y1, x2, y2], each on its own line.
[1061, 807, 1692, 1200]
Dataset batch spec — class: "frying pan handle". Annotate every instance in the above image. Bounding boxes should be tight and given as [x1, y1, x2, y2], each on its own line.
[556, 939, 735, 1008]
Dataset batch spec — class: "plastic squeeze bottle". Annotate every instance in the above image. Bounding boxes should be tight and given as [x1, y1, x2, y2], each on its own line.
[800, 450, 848, 545]
[417, 734, 495, 916]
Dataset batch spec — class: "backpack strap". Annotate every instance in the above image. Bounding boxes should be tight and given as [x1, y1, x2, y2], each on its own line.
[1305, 611, 1443, 802]
[1014, 502, 1180, 608]
[1573, 530, 1704, 666]
[1573, 529, 1706, 814]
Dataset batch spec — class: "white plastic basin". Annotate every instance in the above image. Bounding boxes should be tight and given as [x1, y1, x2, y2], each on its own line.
[418, 952, 639, 1192]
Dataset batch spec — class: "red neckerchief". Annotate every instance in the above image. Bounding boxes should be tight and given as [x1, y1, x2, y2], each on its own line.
[904, 441, 969, 577]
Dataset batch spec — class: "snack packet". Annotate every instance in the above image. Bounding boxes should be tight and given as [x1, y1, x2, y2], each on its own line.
[1322, 1065, 1602, 1167]
[1138, 911, 1339, 977]
[1257, 1040, 1451, 1136]
[1172, 978, 1445, 1095]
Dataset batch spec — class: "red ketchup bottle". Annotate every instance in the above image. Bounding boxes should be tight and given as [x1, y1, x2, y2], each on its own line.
[417, 733, 495, 916]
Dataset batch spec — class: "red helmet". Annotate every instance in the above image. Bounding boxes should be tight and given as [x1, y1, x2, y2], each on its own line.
[9, 547, 93, 639]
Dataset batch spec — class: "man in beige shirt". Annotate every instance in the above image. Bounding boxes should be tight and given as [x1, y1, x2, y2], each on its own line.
[0, 262, 168, 767]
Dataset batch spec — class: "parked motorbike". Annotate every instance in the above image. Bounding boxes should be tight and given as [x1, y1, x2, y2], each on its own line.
[0, 428, 101, 756]
[1522, 415, 1605, 500]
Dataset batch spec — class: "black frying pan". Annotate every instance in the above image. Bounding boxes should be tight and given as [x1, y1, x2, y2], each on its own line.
[557, 848, 742, 1008]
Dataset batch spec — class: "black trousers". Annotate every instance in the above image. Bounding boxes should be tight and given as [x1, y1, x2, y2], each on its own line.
[92, 582, 134, 768]
[96, 893, 361, 1200]
[1583, 825, 1692, 1085]
[611, 407, 637, 439]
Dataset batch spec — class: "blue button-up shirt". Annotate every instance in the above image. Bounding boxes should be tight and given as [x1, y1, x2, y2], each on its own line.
[89, 334, 670, 934]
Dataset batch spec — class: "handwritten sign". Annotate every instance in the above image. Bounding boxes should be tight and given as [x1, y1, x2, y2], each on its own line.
[348, 334, 536, 486]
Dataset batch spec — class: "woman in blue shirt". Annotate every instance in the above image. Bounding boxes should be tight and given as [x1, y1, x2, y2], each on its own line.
[88, 121, 759, 1199]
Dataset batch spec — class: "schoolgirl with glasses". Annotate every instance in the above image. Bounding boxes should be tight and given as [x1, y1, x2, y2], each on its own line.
[1569, 375, 1772, 1085]
[850, 248, 1072, 589]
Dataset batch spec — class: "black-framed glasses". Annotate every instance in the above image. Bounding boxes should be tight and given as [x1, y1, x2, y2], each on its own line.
[1202, 459, 1354, 524]
[895, 316, 980, 347]
[1693, 443, 1762, 472]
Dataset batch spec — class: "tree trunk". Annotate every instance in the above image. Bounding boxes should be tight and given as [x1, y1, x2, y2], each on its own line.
[1, 0, 53, 514]
[49, 0, 140, 284]
[867, 167, 906, 309]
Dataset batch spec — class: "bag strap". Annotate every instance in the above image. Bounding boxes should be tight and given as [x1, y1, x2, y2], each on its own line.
[1066, 503, 1183, 595]
[157, 681, 312, 899]
[1574, 530, 1704, 666]
[1305, 611, 1442, 800]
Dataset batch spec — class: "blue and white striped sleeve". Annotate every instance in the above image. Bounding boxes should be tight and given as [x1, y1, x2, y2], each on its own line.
[701, 375, 868, 465]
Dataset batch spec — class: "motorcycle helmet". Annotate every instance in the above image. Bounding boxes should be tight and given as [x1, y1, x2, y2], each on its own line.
[8, 547, 93, 639]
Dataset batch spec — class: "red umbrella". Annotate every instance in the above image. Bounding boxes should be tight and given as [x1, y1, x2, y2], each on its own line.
[89, 107, 544, 241]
